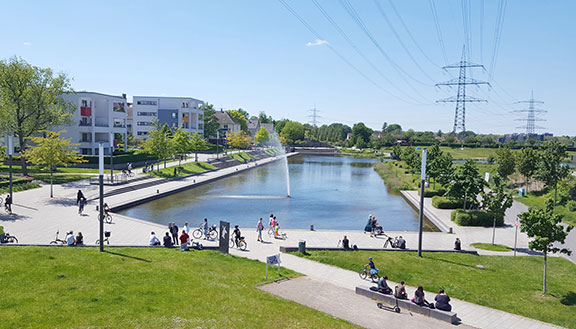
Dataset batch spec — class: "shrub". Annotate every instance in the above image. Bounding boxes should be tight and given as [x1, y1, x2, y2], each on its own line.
[432, 196, 461, 209]
[451, 209, 504, 227]
[420, 188, 446, 197]
[0, 177, 30, 188]
[567, 200, 576, 212]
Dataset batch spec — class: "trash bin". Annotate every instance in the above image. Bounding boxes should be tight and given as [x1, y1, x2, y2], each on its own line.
[519, 188, 525, 197]
[298, 240, 306, 253]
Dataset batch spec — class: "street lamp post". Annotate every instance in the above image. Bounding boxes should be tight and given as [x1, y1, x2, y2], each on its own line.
[216, 130, 220, 160]
[7, 135, 13, 202]
[110, 146, 114, 184]
[98, 143, 104, 252]
[418, 148, 427, 257]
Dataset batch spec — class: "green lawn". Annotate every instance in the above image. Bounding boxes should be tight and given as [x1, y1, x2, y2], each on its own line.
[517, 192, 576, 226]
[230, 151, 254, 163]
[147, 161, 216, 178]
[0, 182, 41, 194]
[30, 174, 93, 184]
[292, 250, 576, 328]
[471, 243, 512, 252]
[373, 161, 419, 193]
[0, 247, 356, 329]
[0, 164, 99, 174]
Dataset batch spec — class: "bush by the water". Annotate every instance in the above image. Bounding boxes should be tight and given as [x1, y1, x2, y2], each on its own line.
[420, 188, 446, 197]
[451, 209, 504, 227]
[432, 196, 461, 209]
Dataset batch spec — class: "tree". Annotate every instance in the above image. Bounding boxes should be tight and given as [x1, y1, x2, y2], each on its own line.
[189, 132, 209, 162]
[226, 131, 251, 149]
[144, 124, 174, 169]
[200, 104, 220, 138]
[535, 141, 571, 205]
[516, 147, 538, 193]
[227, 109, 248, 132]
[519, 199, 573, 293]
[351, 122, 372, 143]
[0, 57, 75, 175]
[172, 129, 191, 165]
[494, 147, 516, 179]
[402, 147, 420, 173]
[381, 122, 388, 132]
[385, 124, 402, 134]
[255, 126, 270, 146]
[446, 160, 485, 209]
[481, 175, 513, 222]
[23, 130, 85, 197]
[281, 121, 305, 144]
[426, 145, 453, 189]
[355, 136, 366, 149]
[258, 111, 273, 123]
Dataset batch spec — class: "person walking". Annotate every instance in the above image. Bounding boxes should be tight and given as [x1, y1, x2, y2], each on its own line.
[256, 218, 265, 242]
[267, 213, 274, 235]
[78, 197, 86, 215]
[170, 222, 179, 245]
[76, 190, 85, 205]
[202, 218, 209, 239]
[4, 194, 12, 213]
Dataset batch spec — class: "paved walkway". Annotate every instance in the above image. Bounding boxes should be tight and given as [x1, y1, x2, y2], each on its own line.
[0, 155, 565, 329]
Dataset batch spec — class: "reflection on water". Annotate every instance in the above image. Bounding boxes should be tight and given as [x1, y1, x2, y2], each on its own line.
[118, 155, 435, 231]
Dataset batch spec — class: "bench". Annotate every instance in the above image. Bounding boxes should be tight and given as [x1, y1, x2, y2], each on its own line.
[355, 285, 459, 324]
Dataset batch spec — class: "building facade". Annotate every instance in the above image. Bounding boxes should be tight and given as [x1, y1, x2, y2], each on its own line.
[56, 92, 128, 155]
[213, 110, 241, 137]
[132, 96, 204, 139]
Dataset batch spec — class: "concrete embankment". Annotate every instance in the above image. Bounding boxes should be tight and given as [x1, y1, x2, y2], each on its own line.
[401, 190, 451, 233]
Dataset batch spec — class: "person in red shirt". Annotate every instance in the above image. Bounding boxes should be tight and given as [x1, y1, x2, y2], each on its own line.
[179, 231, 189, 251]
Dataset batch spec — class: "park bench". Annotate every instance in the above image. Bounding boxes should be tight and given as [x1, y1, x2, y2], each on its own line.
[355, 285, 459, 324]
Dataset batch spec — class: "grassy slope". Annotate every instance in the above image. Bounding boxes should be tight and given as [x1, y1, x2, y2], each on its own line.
[517, 192, 576, 226]
[471, 243, 512, 252]
[230, 151, 255, 163]
[30, 174, 93, 184]
[373, 161, 418, 193]
[148, 161, 216, 178]
[0, 247, 356, 329]
[293, 251, 576, 328]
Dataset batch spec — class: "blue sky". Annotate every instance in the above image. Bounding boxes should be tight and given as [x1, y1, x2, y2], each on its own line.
[1, 0, 574, 135]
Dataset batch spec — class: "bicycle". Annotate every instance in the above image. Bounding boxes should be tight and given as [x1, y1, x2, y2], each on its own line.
[192, 224, 218, 240]
[383, 235, 399, 249]
[2, 232, 18, 243]
[102, 212, 113, 224]
[121, 170, 134, 178]
[95, 231, 111, 245]
[230, 236, 247, 251]
[50, 230, 72, 245]
[359, 265, 380, 283]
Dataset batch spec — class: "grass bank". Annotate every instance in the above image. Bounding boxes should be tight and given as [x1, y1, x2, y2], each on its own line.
[147, 161, 216, 178]
[229, 151, 254, 163]
[291, 250, 576, 328]
[0, 182, 41, 194]
[373, 161, 418, 193]
[30, 174, 93, 184]
[517, 191, 576, 226]
[0, 164, 99, 174]
[471, 243, 512, 252]
[0, 247, 356, 329]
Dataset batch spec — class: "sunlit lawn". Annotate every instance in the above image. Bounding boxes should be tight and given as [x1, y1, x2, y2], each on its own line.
[147, 161, 216, 178]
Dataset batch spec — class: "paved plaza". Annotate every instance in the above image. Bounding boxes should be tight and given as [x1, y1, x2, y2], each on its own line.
[0, 154, 569, 329]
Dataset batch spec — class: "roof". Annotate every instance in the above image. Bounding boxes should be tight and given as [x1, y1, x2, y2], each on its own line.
[65, 91, 126, 100]
[247, 120, 259, 130]
[213, 110, 239, 125]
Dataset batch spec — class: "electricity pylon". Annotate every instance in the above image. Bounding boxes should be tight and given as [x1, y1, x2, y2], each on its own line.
[515, 91, 546, 135]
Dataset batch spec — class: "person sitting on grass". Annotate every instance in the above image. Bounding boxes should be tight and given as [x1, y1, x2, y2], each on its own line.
[412, 285, 432, 308]
[377, 275, 392, 294]
[435, 289, 452, 311]
[149, 232, 161, 246]
[163, 232, 173, 247]
[394, 280, 408, 299]
[396, 236, 406, 249]
[66, 231, 76, 246]
[75, 232, 84, 246]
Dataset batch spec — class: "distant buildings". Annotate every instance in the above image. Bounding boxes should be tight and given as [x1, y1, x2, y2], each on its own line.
[131, 96, 204, 139]
[498, 133, 553, 143]
[247, 119, 274, 138]
[56, 92, 128, 155]
[212, 110, 241, 137]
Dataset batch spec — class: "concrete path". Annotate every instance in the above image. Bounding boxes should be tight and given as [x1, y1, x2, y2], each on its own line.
[0, 155, 565, 329]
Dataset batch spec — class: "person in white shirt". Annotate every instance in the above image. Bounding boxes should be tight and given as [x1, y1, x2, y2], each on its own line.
[149, 232, 161, 246]
[183, 222, 190, 234]
[66, 231, 76, 246]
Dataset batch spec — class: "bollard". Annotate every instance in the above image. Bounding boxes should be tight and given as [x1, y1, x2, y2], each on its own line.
[310, 224, 314, 231]
[449, 227, 453, 234]
[298, 240, 306, 253]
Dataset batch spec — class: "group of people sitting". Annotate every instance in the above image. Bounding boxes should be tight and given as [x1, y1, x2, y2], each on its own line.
[66, 231, 84, 246]
[370, 258, 452, 312]
[364, 214, 383, 237]
[149, 230, 202, 251]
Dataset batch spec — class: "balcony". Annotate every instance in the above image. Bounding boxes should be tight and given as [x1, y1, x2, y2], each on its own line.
[80, 107, 92, 116]
[79, 139, 92, 143]
[79, 119, 92, 126]
[113, 123, 125, 128]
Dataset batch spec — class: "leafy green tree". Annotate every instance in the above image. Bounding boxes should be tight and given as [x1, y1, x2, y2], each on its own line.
[391, 144, 402, 160]
[519, 199, 573, 294]
[227, 109, 249, 132]
[281, 121, 305, 144]
[482, 176, 514, 220]
[516, 147, 538, 193]
[24, 130, 85, 197]
[355, 136, 366, 149]
[200, 104, 220, 138]
[351, 122, 372, 143]
[402, 147, 420, 173]
[144, 124, 174, 169]
[258, 111, 273, 123]
[495, 146, 516, 179]
[446, 160, 485, 209]
[535, 141, 571, 205]
[385, 124, 402, 134]
[226, 131, 251, 149]
[255, 126, 270, 146]
[189, 132, 209, 162]
[274, 119, 290, 134]
[427, 145, 453, 189]
[0, 57, 75, 175]
[172, 129, 190, 165]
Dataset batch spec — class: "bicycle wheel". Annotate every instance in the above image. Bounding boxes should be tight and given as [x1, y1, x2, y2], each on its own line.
[208, 229, 218, 240]
[105, 214, 113, 224]
[7, 236, 17, 243]
[371, 273, 380, 283]
[95, 239, 100, 245]
[230, 238, 235, 248]
[238, 240, 247, 251]
[50, 241, 58, 245]
[192, 229, 203, 239]
[359, 269, 367, 280]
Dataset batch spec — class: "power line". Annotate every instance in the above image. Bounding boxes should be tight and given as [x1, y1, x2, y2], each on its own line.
[307, 105, 321, 127]
[429, 0, 449, 65]
[514, 91, 546, 135]
[435, 46, 491, 133]
[489, 0, 508, 79]
[479, 0, 484, 63]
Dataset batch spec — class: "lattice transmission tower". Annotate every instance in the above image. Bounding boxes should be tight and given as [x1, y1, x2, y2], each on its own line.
[308, 105, 321, 127]
[435, 46, 491, 133]
[514, 91, 546, 135]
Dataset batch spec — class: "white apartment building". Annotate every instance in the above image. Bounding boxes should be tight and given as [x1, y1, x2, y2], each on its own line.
[56, 92, 128, 155]
[132, 96, 204, 139]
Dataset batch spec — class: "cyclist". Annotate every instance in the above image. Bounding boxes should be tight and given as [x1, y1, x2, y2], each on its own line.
[202, 218, 209, 239]
[103, 203, 111, 216]
[233, 225, 242, 247]
[365, 257, 379, 276]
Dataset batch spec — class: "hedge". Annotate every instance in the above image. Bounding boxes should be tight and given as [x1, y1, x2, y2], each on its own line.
[431, 196, 461, 209]
[0, 177, 30, 188]
[451, 209, 504, 227]
[420, 188, 446, 197]
[81, 152, 157, 165]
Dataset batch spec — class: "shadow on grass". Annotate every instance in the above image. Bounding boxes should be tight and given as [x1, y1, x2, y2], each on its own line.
[561, 291, 576, 306]
[431, 256, 495, 272]
[105, 250, 152, 263]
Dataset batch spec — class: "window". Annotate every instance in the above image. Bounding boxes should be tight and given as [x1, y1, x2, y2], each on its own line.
[137, 121, 154, 126]
[137, 131, 149, 136]
[113, 102, 125, 112]
[136, 100, 157, 106]
[81, 99, 91, 107]
[182, 102, 189, 108]
[137, 112, 157, 116]
[171, 113, 177, 119]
